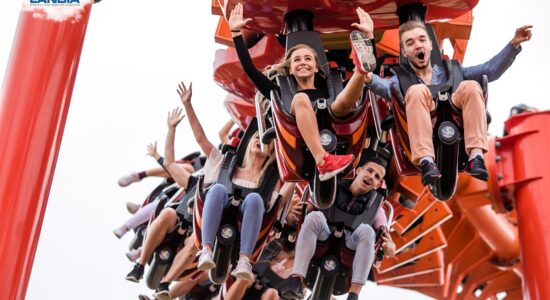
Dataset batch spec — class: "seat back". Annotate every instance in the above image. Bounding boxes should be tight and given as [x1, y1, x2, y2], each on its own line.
[272, 30, 343, 115]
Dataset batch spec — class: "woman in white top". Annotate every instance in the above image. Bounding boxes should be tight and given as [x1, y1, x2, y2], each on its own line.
[172, 82, 293, 283]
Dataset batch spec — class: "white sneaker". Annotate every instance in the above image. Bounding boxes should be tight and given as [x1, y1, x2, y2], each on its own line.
[231, 258, 254, 281]
[117, 172, 141, 187]
[197, 248, 216, 270]
[126, 248, 141, 262]
[126, 201, 140, 214]
[113, 226, 128, 239]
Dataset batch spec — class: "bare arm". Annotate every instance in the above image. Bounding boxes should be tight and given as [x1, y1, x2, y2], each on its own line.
[218, 119, 234, 144]
[177, 81, 215, 156]
[163, 108, 192, 188]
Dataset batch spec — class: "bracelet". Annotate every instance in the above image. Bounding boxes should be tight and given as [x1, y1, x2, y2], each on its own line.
[231, 29, 241, 33]
[157, 156, 171, 174]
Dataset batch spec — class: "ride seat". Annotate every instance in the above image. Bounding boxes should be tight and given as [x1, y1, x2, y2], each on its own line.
[273, 30, 344, 116]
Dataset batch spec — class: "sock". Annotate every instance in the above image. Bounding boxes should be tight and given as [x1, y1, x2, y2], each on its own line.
[420, 156, 434, 164]
[469, 149, 483, 161]
[137, 171, 147, 179]
[347, 292, 359, 300]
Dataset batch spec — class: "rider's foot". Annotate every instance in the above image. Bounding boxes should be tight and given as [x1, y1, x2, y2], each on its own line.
[280, 276, 304, 299]
[350, 30, 377, 74]
[196, 248, 216, 271]
[125, 263, 144, 283]
[420, 160, 441, 186]
[118, 172, 141, 187]
[113, 226, 128, 239]
[126, 201, 140, 214]
[126, 248, 141, 262]
[317, 153, 354, 181]
[347, 292, 359, 300]
[231, 257, 254, 281]
[465, 155, 489, 181]
[153, 282, 171, 300]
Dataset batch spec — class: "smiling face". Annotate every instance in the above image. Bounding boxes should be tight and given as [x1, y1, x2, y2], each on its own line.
[400, 26, 433, 70]
[289, 47, 319, 80]
[350, 161, 385, 195]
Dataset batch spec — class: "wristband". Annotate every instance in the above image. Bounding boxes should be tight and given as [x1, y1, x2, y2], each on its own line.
[157, 156, 170, 174]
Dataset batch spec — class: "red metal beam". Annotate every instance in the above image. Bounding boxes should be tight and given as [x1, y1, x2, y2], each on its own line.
[0, 3, 93, 299]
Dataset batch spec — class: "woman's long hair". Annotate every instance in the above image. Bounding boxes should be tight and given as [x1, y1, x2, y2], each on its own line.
[269, 44, 326, 78]
[241, 131, 276, 185]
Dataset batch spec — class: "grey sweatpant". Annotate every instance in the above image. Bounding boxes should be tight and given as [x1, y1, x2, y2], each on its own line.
[291, 211, 376, 284]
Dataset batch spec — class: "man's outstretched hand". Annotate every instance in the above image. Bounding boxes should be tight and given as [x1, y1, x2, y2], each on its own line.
[511, 25, 533, 48]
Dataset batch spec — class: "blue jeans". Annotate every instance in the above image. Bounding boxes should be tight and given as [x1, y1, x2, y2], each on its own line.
[201, 183, 265, 256]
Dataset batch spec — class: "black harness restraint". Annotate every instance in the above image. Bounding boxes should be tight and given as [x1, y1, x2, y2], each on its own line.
[321, 181, 384, 231]
[391, 59, 464, 103]
[215, 148, 280, 208]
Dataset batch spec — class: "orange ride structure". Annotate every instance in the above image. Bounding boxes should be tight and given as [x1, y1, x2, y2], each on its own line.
[0, 1, 548, 299]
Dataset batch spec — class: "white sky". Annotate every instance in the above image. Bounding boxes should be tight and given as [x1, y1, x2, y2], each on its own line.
[0, 0, 548, 299]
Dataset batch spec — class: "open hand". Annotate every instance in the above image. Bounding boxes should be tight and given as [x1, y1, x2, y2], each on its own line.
[146, 141, 159, 158]
[167, 107, 185, 128]
[511, 25, 533, 48]
[228, 2, 252, 32]
[177, 81, 192, 105]
[351, 7, 374, 39]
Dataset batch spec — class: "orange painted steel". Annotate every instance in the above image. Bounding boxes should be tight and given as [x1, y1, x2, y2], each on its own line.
[209, 2, 548, 298]
[0, 3, 93, 299]
[495, 111, 550, 300]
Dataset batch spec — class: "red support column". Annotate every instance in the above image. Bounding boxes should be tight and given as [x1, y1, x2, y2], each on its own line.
[0, 2, 92, 299]
[494, 111, 550, 300]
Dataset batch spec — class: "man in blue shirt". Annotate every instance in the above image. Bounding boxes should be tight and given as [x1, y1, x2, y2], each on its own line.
[363, 20, 532, 185]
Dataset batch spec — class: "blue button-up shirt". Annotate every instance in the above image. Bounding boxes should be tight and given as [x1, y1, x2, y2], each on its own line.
[367, 43, 522, 100]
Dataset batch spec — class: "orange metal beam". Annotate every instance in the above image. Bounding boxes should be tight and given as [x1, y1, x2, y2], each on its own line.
[380, 227, 447, 273]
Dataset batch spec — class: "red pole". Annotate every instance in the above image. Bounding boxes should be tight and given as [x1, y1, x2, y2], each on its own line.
[0, 2, 92, 299]
[495, 111, 550, 300]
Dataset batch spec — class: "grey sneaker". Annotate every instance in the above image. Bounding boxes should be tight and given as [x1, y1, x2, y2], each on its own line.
[350, 30, 377, 74]
[197, 248, 216, 271]
[117, 172, 141, 187]
[231, 258, 254, 281]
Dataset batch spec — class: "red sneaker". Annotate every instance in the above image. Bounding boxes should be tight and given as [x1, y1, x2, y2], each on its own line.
[350, 30, 376, 75]
[317, 153, 354, 181]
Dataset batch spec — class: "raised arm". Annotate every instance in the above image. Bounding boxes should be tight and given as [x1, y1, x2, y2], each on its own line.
[163, 108, 192, 188]
[463, 25, 532, 82]
[229, 2, 276, 99]
[177, 81, 215, 156]
[218, 119, 235, 145]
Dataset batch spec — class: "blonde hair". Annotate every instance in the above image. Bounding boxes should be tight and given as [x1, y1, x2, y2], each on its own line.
[241, 132, 276, 184]
[398, 20, 429, 48]
[270, 44, 325, 78]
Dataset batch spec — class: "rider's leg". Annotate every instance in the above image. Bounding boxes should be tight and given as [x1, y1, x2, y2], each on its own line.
[169, 271, 209, 299]
[291, 211, 331, 278]
[331, 69, 367, 117]
[136, 208, 178, 265]
[261, 288, 280, 300]
[200, 184, 231, 250]
[239, 192, 265, 257]
[451, 80, 487, 157]
[225, 278, 254, 300]
[281, 211, 330, 297]
[291, 92, 326, 163]
[291, 93, 354, 181]
[405, 84, 436, 165]
[161, 233, 198, 283]
[345, 224, 376, 294]
[232, 193, 265, 281]
[114, 200, 159, 238]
